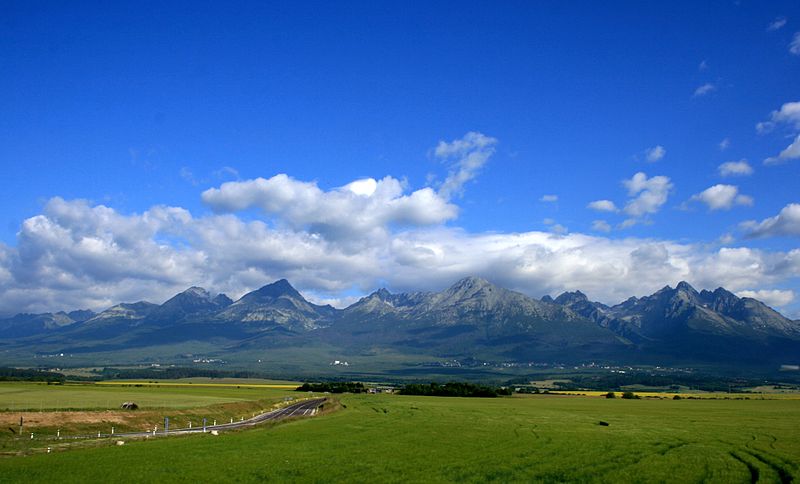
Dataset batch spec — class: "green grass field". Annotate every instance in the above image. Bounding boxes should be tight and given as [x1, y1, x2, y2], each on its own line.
[0, 381, 298, 411]
[1, 390, 798, 482]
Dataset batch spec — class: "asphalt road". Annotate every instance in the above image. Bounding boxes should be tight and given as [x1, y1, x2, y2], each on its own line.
[63, 397, 327, 440]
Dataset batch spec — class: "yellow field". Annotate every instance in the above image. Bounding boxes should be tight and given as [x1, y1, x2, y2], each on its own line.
[553, 390, 800, 399]
[95, 381, 298, 389]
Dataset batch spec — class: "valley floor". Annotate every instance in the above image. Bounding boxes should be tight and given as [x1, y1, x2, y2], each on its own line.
[0, 387, 798, 482]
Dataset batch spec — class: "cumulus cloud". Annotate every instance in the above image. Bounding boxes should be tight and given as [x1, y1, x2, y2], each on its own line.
[587, 200, 619, 212]
[201, 174, 458, 245]
[759, 101, 800, 133]
[622, 172, 673, 217]
[689, 184, 754, 211]
[741, 203, 800, 238]
[434, 131, 497, 199]
[767, 17, 787, 31]
[0, 130, 796, 315]
[540, 194, 558, 203]
[644, 145, 666, 162]
[693, 83, 716, 97]
[2, 196, 800, 315]
[764, 134, 800, 165]
[759, 102, 800, 163]
[737, 289, 795, 308]
[718, 159, 753, 177]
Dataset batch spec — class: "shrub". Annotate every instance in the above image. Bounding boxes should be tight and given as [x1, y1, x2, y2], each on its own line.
[621, 391, 639, 399]
[398, 382, 505, 398]
[605, 392, 616, 399]
[296, 382, 366, 393]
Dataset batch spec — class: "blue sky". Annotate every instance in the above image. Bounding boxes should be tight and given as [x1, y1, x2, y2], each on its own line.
[1, 1, 799, 317]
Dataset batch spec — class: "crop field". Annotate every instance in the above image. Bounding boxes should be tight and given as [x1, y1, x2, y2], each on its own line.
[554, 390, 800, 400]
[0, 381, 298, 411]
[0, 381, 303, 456]
[0, 387, 798, 482]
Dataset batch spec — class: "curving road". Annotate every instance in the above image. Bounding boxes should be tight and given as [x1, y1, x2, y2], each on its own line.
[62, 397, 327, 440]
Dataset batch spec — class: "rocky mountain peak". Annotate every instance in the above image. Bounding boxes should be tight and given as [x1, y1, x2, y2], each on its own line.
[67, 309, 96, 323]
[213, 293, 233, 308]
[244, 279, 303, 302]
[450, 276, 492, 291]
[554, 290, 588, 305]
[181, 286, 212, 300]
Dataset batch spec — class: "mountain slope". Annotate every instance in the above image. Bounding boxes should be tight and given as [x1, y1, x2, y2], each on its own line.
[217, 279, 338, 330]
[2, 277, 798, 367]
[550, 281, 800, 362]
[326, 277, 628, 361]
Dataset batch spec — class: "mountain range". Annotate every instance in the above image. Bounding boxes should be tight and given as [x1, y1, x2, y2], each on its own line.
[1, 277, 799, 368]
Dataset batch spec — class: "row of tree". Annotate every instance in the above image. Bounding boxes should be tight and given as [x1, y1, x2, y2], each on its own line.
[398, 382, 512, 398]
[296, 382, 367, 393]
[0, 367, 65, 382]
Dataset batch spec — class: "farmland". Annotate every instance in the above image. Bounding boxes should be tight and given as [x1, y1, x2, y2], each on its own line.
[0, 380, 302, 456]
[0, 382, 798, 482]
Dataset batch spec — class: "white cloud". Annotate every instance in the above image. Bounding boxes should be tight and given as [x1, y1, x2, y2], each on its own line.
[587, 200, 619, 212]
[737, 289, 795, 308]
[201, 174, 458, 245]
[540, 194, 558, 203]
[434, 131, 497, 199]
[742, 203, 800, 238]
[767, 17, 787, 31]
[718, 159, 753, 177]
[344, 178, 378, 196]
[2, 196, 800, 315]
[759, 102, 800, 163]
[689, 184, 754, 211]
[693, 83, 716, 97]
[760, 101, 800, 132]
[622, 172, 673, 217]
[718, 138, 730, 151]
[644, 145, 666, 163]
[791, 32, 800, 55]
[303, 294, 361, 309]
[698, 60, 708, 71]
[591, 220, 612, 233]
[764, 134, 800, 165]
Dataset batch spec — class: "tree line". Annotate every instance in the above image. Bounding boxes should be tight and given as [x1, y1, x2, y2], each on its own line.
[0, 367, 65, 382]
[296, 382, 367, 393]
[398, 382, 512, 398]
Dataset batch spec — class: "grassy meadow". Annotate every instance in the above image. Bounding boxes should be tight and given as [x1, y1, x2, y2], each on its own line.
[0, 385, 798, 482]
[0, 380, 299, 411]
[0, 381, 303, 455]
